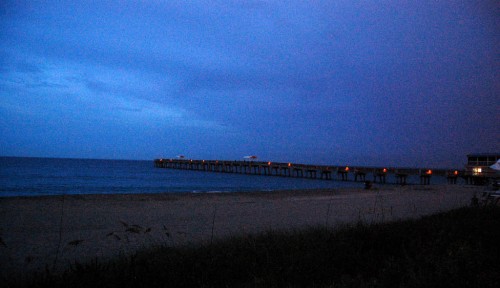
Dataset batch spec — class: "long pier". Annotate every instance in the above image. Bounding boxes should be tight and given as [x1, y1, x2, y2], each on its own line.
[154, 159, 468, 185]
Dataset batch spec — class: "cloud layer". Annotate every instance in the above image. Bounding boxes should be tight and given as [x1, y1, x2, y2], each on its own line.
[1, 1, 498, 167]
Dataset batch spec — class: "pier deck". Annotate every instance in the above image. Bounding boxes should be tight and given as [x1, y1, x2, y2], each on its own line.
[153, 159, 479, 185]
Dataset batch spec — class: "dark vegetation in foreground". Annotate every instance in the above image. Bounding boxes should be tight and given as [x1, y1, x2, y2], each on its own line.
[15, 206, 500, 288]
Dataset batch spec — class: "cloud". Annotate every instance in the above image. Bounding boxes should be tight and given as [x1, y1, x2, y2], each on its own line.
[0, 52, 225, 132]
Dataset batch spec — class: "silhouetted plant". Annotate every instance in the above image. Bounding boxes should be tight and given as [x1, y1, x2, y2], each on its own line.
[11, 206, 500, 288]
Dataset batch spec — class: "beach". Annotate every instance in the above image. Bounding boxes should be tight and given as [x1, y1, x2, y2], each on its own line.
[0, 185, 482, 279]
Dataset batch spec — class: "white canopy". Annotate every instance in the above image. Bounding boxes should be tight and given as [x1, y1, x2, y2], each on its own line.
[243, 155, 257, 160]
[490, 159, 500, 171]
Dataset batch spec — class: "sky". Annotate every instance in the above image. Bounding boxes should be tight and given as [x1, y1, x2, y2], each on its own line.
[0, 0, 498, 168]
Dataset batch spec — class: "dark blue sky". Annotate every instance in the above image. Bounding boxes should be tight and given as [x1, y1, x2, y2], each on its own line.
[1, 1, 498, 168]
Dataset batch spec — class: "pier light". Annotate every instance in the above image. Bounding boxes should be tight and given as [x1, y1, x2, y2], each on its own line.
[454, 170, 458, 175]
[268, 161, 272, 166]
[426, 169, 432, 175]
[288, 163, 292, 167]
[159, 159, 163, 162]
[202, 160, 205, 163]
[345, 166, 349, 172]
[383, 168, 387, 173]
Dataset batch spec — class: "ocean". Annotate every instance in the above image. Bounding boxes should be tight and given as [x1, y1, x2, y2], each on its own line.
[0, 157, 361, 197]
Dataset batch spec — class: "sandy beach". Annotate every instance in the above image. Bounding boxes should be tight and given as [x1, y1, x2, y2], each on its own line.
[0, 185, 482, 279]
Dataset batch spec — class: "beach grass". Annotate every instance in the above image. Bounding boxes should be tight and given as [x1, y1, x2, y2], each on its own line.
[12, 206, 500, 288]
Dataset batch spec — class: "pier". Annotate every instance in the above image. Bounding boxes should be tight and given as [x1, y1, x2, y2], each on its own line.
[153, 159, 479, 185]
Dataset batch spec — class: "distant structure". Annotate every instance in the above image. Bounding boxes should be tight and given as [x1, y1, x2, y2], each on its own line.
[154, 159, 453, 185]
[463, 153, 500, 185]
[154, 154, 500, 186]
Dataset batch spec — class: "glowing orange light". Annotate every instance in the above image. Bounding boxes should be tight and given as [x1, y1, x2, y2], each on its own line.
[268, 161, 272, 165]
[345, 166, 349, 172]
[454, 170, 458, 175]
[216, 160, 219, 164]
[383, 168, 387, 173]
[426, 169, 432, 175]
[288, 163, 292, 167]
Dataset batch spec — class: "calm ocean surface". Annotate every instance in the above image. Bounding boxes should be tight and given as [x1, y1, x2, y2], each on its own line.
[0, 157, 361, 197]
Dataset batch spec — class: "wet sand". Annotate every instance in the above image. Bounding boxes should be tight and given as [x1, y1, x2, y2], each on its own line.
[0, 185, 481, 279]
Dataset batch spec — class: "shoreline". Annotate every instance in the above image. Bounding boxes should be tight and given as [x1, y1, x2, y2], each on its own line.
[0, 185, 482, 279]
[0, 181, 459, 199]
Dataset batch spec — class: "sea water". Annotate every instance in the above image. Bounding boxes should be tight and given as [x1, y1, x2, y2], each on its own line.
[0, 157, 362, 197]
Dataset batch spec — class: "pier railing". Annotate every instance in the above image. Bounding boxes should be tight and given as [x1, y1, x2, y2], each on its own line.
[152, 159, 491, 185]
